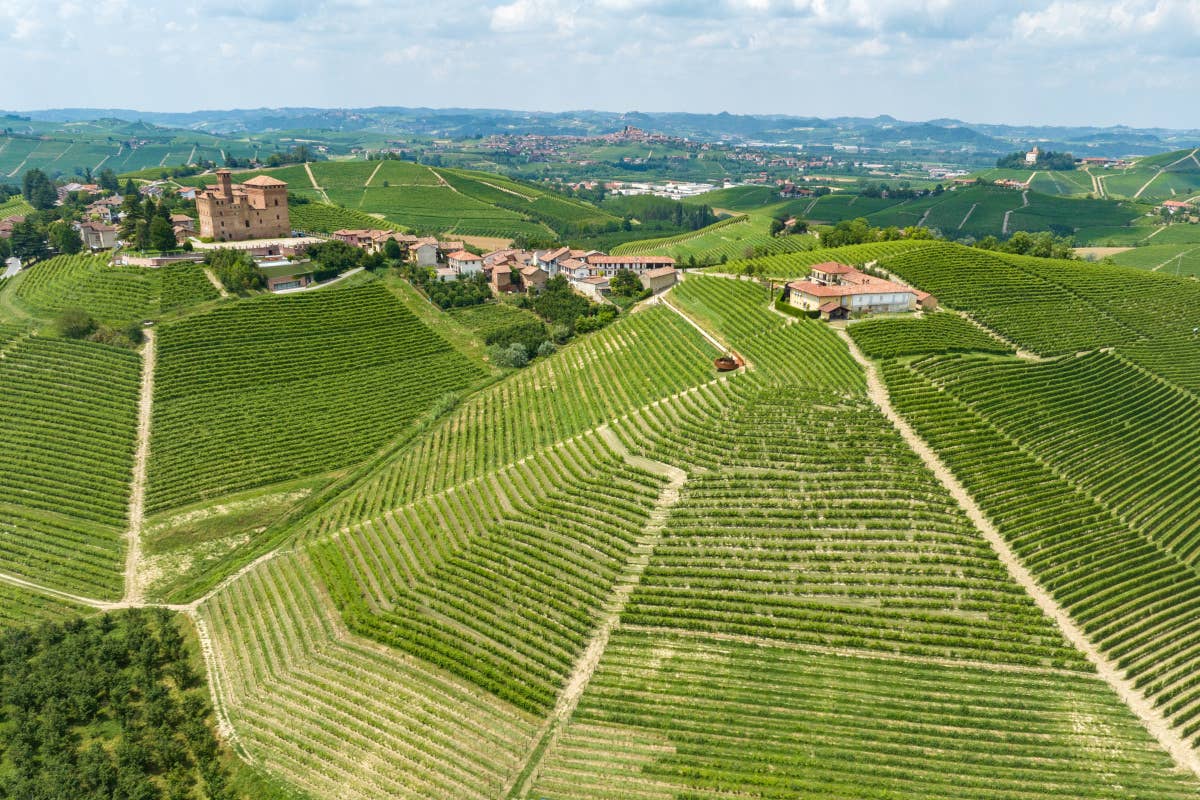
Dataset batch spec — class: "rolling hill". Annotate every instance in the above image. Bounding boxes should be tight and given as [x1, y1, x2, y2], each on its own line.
[180, 161, 621, 241]
[3, 198, 1200, 800]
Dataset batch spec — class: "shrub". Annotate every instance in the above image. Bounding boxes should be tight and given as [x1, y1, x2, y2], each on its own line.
[537, 340, 557, 358]
[488, 342, 530, 368]
[55, 307, 96, 339]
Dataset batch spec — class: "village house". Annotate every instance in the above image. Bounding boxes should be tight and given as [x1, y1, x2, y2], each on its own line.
[412, 238, 440, 267]
[576, 275, 611, 300]
[785, 261, 933, 319]
[86, 196, 124, 223]
[1025, 146, 1040, 165]
[78, 221, 119, 250]
[1161, 200, 1195, 215]
[196, 169, 290, 242]
[446, 250, 484, 276]
[0, 216, 25, 239]
[170, 213, 196, 231]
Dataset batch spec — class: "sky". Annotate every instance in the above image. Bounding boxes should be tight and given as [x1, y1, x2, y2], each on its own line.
[2, 0, 1199, 128]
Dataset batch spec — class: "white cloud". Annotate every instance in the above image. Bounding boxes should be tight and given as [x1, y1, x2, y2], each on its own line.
[0, 0, 1198, 126]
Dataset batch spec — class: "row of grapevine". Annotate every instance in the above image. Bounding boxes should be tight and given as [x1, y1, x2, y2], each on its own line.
[614, 382, 1082, 669]
[884, 358, 1200, 746]
[289, 201, 407, 234]
[148, 282, 486, 512]
[847, 311, 1013, 359]
[313, 432, 666, 714]
[198, 551, 539, 800]
[721, 238, 938, 279]
[531, 629, 1200, 799]
[14, 255, 219, 322]
[0, 582, 91, 628]
[993, 253, 1200, 393]
[911, 351, 1200, 559]
[0, 335, 139, 597]
[669, 274, 865, 392]
[878, 243, 1138, 355]
[308, 304, 718, 533]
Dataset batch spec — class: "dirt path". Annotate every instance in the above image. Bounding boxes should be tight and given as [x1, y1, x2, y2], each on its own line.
[203, 267, 231, 298]
[478, 179, 535, 201]
[123, 330, 156, 604]
[364, 161, 383, 187]
[836, 328, 1200, 780]
[957, 202, 978, 231]
[186, 145, 197, 165]
[1152, 246, 1199, 272]
[188, 610, 250, 758]
[304, 162, 331, 203]
[505, 428, 686, 799]
[658, 297, 735, 357]
[1134, 149, 1198, 199]
[916, 207, 931, 228]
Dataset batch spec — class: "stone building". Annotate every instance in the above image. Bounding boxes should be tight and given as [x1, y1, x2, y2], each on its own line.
[196, 169, 290, 242]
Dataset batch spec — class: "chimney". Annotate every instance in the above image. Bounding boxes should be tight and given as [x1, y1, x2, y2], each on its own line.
[217, 169, 233, 199]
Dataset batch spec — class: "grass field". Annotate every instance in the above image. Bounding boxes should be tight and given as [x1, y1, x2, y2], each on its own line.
[147, 281, 486, 512]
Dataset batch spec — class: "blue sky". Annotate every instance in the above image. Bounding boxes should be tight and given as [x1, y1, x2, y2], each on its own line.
[3, 0, 1198, 127]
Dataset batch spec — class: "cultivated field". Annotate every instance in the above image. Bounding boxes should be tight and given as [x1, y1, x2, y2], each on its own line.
[3, 231, 1200, 800]
[0, 333, 140, 597]
[147, 281, 485, 512]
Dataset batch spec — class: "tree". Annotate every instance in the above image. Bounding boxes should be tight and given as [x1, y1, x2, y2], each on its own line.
[206, 248, 264, 292]
[610, 269, 642, 296]
[55, 308, 97, 339]
[21, 168, 57, 210]
[9, 219, 48, 262]
[383, 237, 404, 260]
[307, 239, 363, 273]
[149, 216, 176, 252]
[47, 221, 83, 255]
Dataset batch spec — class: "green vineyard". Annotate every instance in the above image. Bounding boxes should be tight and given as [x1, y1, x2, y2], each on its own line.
[13, 254, 219, 321]
[3, 220, 1200, 800]
[309, 304, 719, 532]
[148, 281, 485, 511]
[848, 311, 1013, 359]
[0, 334, 140, 597]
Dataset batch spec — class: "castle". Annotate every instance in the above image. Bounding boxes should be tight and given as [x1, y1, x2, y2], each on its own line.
[196, 169, 290, 242]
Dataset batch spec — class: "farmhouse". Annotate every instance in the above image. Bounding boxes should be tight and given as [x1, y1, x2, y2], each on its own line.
[1025, 146, 1040, 165]
[1161, 200, 1195, 215]
[640, 266, 679, 293]
[785, 261, 930, 319]
[196, 169, 290, 242]
[584, 255, 676, 277]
